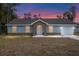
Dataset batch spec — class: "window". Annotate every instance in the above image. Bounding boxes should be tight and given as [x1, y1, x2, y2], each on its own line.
[48, 26, 53, 33]
[12, 24, 17, 33]
[25, 26, 30, 33]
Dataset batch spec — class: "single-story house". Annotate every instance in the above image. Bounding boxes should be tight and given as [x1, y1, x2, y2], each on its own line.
[75, 24, 79, 32]
[6, 18, 76, 35]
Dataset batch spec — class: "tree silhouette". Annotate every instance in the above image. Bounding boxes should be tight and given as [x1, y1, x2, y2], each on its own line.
[57, 15, 62, 19]
[33, 14, 38, 19]
[0, 3, 19, 34]
[63, 6, 76, 22]
[27, 12, 32, 19]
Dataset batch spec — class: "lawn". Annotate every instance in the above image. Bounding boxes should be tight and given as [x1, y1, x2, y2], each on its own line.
[0, 35, 79, 56]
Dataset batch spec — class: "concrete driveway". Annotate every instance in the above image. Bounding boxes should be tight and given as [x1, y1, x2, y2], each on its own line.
[33, 35, 79, 40]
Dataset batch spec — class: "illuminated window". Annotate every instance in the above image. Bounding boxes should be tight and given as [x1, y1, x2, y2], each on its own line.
[12, 24, 17, 33]
[48, 26, 53, 33]
[25, 26, 30, 33]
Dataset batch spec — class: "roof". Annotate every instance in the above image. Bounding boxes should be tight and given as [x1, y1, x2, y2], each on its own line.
[7, 18, 76, 25]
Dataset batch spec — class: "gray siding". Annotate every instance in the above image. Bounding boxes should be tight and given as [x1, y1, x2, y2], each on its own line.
[53, 26, 60, 33]
[7, 25, 31, 33]
[17, 26, 25, 33]
[7, 26, 12, 33]
[75, 27, 79, 32]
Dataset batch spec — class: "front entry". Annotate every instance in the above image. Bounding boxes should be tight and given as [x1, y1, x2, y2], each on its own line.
[36, 25, 43, 35]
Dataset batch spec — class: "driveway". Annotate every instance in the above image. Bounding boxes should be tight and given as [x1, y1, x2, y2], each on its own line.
[33, 35, 79, 40]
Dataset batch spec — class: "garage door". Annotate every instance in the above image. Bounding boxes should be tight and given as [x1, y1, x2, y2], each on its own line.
[60, 27, 75, 35]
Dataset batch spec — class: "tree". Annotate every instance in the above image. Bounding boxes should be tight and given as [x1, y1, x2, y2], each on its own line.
[23, 13, 27, 20]
[33, 14, 41, 19]
[27, 12, 32, 19]
[63, 6, 76, 22]
[57, 15, 62, 19]
[0, 3, 19, 34]
[33, 14, 38, 19]
[69, 6, 76, 21]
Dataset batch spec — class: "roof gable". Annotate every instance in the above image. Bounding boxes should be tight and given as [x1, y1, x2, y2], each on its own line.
[31, 19, 49, 25]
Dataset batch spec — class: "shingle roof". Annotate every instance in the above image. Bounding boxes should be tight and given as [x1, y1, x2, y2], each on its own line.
[7, 18, 75, 24]
[42, 19, 75, 24]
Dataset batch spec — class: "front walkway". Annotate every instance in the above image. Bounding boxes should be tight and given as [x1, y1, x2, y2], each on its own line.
[33, 35, 79, 40]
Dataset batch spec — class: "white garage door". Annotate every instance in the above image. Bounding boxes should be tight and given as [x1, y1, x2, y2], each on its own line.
[60, 26, 75, 35]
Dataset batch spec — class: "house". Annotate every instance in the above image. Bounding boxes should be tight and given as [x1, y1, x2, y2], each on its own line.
[75, 24, 79, 32]
[6, 18, 76, 36]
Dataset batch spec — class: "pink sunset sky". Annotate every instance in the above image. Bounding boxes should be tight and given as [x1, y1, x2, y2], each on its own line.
[15, 3, 79, 23]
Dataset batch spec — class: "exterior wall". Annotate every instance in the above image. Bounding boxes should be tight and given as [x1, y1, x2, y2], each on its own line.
[75, 27, 79, 32]
[7, 26, 12, 33]
[25, 25, 30, 33]
[47, 25, 75, 35]
[60, 26, 75, 35]
[7, 24, 75, 36]
[53, 26, 60, 33]
[17, 26, 25, 33]
[7, 25, 31, 33]
[7, 24, 17, 33]
[47, 25, 60, 33]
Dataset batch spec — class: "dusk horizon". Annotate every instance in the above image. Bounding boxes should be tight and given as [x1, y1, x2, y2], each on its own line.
[15, 3, 79, 23]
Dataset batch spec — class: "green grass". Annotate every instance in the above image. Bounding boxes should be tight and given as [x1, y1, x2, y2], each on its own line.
[0, 36, 79, 56]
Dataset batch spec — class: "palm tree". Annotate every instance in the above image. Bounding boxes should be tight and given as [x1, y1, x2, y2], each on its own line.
[0, 3, 19, 34]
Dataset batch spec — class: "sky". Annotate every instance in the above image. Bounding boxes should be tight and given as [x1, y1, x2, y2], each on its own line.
[15, 3, 79, 23]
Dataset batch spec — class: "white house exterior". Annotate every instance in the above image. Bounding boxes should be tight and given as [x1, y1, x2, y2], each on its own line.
[6, 18, 76, 36]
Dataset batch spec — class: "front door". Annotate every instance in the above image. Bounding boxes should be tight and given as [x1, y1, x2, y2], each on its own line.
[36, 25, 43, 35]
